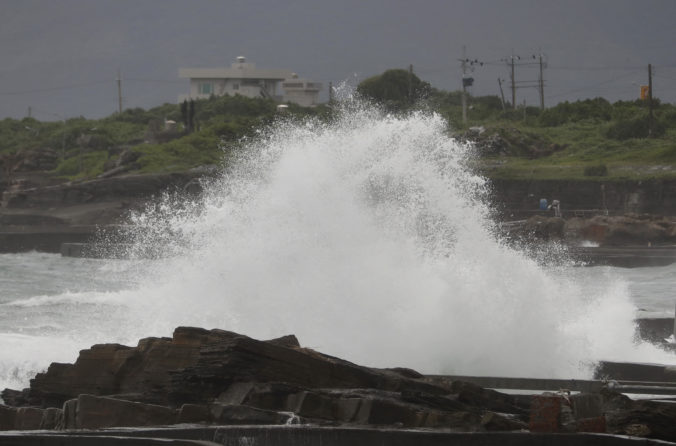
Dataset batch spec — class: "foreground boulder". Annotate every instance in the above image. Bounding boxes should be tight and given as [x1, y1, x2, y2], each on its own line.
[1, 327, 527, 433]
[60, 395, 177, 430]
[2, 327, 675, 442]
[15, 327, 444, 409]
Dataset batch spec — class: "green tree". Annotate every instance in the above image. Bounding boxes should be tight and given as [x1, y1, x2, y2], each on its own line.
[357, 69, 432, 110]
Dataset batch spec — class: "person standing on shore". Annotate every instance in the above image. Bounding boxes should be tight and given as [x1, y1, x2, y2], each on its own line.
[548, 199, 561, 217]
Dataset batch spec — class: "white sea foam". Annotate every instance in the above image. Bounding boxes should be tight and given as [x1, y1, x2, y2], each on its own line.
[0, 333, 81, 393]
[0, 291, 127, 308]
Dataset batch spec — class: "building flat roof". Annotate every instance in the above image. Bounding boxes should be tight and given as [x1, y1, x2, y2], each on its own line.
[179, 67, 293, 81]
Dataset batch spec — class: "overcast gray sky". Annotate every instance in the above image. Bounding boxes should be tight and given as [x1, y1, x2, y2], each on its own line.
[1, 0, 675, 120]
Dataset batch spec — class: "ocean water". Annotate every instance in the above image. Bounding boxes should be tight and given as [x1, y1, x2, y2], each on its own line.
[1, 106, 674, 393]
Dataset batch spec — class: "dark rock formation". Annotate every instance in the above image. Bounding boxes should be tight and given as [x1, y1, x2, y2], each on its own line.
[61, 395, 177, 430]
[527, 389, 676, 442]
[2, 327, 676, 442]
[0, 406, 16, 430]
[503, 214, 676, 266]
[601, 389, 676, 441]
[166, 329, 444, 407]
[4, 326, 459, 409]
[1, 327, 525, 433]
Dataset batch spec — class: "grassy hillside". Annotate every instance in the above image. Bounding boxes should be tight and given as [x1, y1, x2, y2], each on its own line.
[1, 89, 675, 182]
[0, 96, 328, 180]
[431, 93, 676, 180]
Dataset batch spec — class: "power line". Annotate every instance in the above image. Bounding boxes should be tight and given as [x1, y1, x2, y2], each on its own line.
[126, 77, 185, 84]
[29, 107, 67, 121]
[501, 53, 546, 109]
[654, 73, 676, 82]
[0, 77, 185, 97]
[0, 80, 110, 96]
[547, 65, 645, 71]
[547, 70, 642, 99]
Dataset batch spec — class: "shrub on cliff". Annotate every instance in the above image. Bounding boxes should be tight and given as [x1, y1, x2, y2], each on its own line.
[53, 150, 109, 179]
[538, 98, 612, 127]
[605, 114, 665, 140]
[195, 95, 277, 122]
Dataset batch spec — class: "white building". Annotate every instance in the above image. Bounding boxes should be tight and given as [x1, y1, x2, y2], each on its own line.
[179, 57, 322, 107]
[282, 74, 323, 107]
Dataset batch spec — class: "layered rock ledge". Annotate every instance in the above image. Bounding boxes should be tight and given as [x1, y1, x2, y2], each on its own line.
[1, 327, 675, 443]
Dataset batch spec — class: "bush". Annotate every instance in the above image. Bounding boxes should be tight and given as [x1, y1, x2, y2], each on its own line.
[195, 95, 277, 122]
[657, 106, 676, 130]
[53, 150, 109, 179]
[538, 98, 612, 127]
[605, 114, 665, 140]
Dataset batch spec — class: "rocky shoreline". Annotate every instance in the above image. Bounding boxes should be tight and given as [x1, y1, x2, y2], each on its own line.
[0, 168, 212, 253]
[1, 327, 675, 444]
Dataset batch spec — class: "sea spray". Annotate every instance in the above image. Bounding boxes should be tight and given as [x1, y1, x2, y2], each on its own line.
[1, 105, 673, 393]
[111, 105, 671, 377]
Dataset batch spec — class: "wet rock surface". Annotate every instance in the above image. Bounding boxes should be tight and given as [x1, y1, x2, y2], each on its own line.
[1, 327, 675, 442]
[509, 214, 676, 247]
[502, 213, 676, 267]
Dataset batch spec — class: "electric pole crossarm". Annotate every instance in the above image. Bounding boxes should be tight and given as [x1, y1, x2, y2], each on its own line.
[458, 46, 483, 124]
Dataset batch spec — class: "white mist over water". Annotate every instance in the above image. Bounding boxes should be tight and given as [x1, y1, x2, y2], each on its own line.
[1, 105, 673, 391]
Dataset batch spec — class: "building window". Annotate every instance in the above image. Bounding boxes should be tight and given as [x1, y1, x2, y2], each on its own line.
[233, 83, 239, 90]
[199, 82, 213, 95]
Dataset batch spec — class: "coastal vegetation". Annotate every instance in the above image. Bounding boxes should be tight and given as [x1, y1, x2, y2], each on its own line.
[1, 70, 675, 182]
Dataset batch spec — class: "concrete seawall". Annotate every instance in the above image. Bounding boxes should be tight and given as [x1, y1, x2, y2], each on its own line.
[490, 178, 676, 218]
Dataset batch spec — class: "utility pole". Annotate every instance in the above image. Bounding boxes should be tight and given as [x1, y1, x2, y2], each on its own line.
[27, 106, 32, 118]
[328, 81, 334, 104]
[458, 47, 483, 124]
[538, 54, 545, 110]
[648, 63, 654, 136]
[497, 78, 506, 111]
[503, 52, 543, 111]
[117, 70, 123, 114]
[510, 55, 516, 110]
